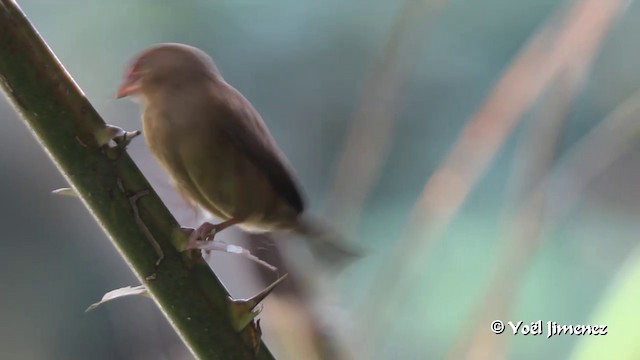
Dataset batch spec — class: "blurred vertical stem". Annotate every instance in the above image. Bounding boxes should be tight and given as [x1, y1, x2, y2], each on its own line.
[451, 87, 640, 359]
[444, 2, 625, 359]
[356, 0, 625, 356]
[448, 72, 576, 360]
[0, 1, 274, 359]
[325, 0, 448, 236]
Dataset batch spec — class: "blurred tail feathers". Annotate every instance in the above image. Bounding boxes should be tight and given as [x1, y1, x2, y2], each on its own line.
[295, 215, 361, 269]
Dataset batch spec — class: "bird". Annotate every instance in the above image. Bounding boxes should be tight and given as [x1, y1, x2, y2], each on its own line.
[116, 43, 356, 265]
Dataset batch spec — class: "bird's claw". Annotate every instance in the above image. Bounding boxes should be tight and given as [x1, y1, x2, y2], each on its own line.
[189, 222, 218, 244]
[185, 223, 218, 253]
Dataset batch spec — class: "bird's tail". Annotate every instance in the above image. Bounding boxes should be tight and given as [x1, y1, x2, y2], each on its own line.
[294, 215, 361, 268]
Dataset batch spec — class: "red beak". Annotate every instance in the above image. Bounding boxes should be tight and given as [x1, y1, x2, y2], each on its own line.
[116, 81, 140, 98]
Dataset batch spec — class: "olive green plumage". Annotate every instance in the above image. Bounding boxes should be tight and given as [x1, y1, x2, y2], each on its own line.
[118, 43, 356, 264]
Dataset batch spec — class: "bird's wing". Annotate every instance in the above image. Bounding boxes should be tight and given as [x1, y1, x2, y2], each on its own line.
[212, 84, 306, 213]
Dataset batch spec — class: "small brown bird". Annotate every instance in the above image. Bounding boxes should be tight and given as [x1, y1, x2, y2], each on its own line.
[117, 43, 354, 264]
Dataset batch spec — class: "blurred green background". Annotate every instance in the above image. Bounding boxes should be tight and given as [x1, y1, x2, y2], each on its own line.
[2, 0, 640, 359]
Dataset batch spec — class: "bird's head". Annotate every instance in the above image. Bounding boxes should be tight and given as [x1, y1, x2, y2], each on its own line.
[116, 43, 219, 99]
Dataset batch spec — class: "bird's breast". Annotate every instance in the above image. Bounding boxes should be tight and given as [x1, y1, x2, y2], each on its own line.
[141, 103, 299, 231]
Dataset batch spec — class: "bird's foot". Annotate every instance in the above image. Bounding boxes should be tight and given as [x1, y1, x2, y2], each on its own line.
[191, 221, 218, 242]
[185, 222, 221, 251]
[189, 218, 242, 243]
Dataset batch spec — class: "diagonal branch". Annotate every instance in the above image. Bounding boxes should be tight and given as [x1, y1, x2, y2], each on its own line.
[0, 1, 275, 359]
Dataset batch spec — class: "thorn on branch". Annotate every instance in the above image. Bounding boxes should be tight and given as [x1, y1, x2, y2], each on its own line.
[95, 124, 141, 149]
[227, 274, 288, 331]
[51, 187, 77, 197]
[85, 284, 149, 312]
